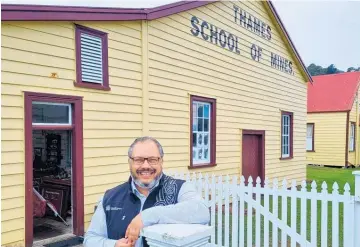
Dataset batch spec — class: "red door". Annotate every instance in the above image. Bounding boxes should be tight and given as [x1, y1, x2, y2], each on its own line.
[242, 131, 264, 184]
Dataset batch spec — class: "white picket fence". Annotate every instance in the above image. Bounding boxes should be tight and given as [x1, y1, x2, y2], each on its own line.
[167, 171, 360, 247]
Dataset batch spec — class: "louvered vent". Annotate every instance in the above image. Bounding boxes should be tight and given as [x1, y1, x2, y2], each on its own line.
[80, 33, 103, 84]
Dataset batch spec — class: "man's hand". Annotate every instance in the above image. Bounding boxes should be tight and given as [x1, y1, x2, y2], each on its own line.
[125, 214, 144, 245]
[115, 238, 133, 247]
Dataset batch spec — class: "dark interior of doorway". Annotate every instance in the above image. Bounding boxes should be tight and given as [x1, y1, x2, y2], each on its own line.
[32, 129, 73, 242]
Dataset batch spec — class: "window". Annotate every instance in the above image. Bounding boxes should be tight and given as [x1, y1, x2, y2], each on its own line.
[306, 123, 314, 151]
[281, 111, 293, 159]
[349, 122, 355, 152]
[32, 102, 72, 125]
[75, 24, 110, 91]
[190, 95, 216, 168]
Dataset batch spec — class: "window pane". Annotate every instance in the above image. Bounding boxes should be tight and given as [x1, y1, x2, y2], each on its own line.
[32, 102, 71, 124]
[198, 148, 203, 159]
[204, 119, 209, 132]
[204, 134, 209, 146]
[204, 104, 209, 118]
[198, 105, 203, 117]
[193, 103, 197, 118]
[204, 148, 209, 159]
[193, 117, 198, 131]
[306, 137, 313, 150]
[198, 133, 203, 146]
[198, 118, 203, 131]
[193, 133, 197, 147]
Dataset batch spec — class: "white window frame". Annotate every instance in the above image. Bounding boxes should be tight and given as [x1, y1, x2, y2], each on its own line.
[281, 113, 292, 158]
[306, 123, 314, 151]
[349, 122, 355, 152]
[32, 101, 72, 126]
[192, 101, 211, 165]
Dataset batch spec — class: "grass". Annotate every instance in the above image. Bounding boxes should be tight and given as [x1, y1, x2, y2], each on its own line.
[214, 165, 360, 247]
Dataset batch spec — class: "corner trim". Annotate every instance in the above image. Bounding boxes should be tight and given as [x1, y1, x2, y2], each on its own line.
[345, 111, 350, 167]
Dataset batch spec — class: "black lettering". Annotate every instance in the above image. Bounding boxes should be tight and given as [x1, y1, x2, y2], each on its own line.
[240, 9, 247, 27]
[201, 21, 209, 41]
[254, 18, 261, 35]
[247, 15, 253, 31]
[219, 30, 227, 48]
[210, 25, 218, 45]
[267, 26, 272, 40]
[280, 57, 285, 71]
[235, 36, 241, 54]
[261, 23, 266, 38]
[190, 16, 200, 36]
[228, 34, 235, 51]
[289, 61, 293, 74]
[233, 5, 239, 23]
[271, 53, 277, 68]
[251, 44, 258, 61]
[258, 46, 262, 61]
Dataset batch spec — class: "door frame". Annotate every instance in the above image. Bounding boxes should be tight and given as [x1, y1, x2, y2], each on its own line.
[24, 92, 84, 247]
[242, 129, 265, 183]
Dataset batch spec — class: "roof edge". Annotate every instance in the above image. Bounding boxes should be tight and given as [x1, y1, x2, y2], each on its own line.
[348, 75, 360, 112]
[308, 110, 350, 114]
[1, 1, 214, 21]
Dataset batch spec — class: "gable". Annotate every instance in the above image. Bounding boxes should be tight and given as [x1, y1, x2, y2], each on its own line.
[151, 0, 308, 84]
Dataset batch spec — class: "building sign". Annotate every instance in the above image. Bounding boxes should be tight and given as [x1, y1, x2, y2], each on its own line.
[190, 16, 241, 55]
[189, 4, 294, 76]
[233, 5, 272, 41]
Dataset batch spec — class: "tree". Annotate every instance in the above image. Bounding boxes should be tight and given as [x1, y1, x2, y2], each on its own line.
[326, 64, 338, 74]
[307, 63, 325, 76]
[347, 67, 360, 72]
[307, 63, 345, 76]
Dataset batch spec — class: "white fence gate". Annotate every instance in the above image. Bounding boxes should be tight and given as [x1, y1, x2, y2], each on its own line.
[168, 171, 360, 247]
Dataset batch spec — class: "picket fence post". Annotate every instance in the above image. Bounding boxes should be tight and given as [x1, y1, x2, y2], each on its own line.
[353, 171, 360, 247]
[141, 224, 213, 247]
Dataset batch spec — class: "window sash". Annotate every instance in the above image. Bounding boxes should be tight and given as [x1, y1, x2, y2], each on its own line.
[192, 101, 211, 165]
[350, 123, 355, 151]
[32, 102, 72, 126]
[281, 115, 291, 157]
[306, 124, 314, 151]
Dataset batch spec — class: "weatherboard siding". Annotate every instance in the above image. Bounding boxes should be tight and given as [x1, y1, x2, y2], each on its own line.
[1, 21, 142, 245]
[306, 112, 347, 166]
[148, 1, 307, 180]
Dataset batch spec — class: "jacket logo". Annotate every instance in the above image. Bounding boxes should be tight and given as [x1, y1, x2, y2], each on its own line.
[105, 205, 123, 211]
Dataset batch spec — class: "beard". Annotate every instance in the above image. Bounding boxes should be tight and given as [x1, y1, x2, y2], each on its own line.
[130, 168, 163, 190]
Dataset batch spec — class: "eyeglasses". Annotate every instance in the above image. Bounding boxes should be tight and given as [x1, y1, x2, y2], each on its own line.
[129, 157, 161, 166]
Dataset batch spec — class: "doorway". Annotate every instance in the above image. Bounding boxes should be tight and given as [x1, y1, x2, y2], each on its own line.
[24, 92, 84, 247]
[242, 130, 265, 184]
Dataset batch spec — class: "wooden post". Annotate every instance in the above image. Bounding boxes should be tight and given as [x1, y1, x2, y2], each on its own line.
[141, 224, 213, 247]
[353, 171, 360, 246]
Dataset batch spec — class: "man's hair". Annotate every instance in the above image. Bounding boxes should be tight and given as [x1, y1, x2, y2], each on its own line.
[128, 136, 164, 158]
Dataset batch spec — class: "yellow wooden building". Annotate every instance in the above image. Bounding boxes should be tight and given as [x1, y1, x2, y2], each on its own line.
[307, 72, 360, 167]
[1, 1, 312, 246]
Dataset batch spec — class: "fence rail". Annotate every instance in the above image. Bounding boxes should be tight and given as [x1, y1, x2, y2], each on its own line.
[166, 171, 360, 247]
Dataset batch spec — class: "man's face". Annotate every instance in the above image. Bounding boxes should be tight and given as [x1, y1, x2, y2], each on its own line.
[129, 140, 163, 188]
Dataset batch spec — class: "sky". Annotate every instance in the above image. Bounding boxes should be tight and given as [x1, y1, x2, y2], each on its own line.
[2, 0, 360, 71]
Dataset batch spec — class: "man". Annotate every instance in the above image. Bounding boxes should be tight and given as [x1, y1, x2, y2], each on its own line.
[83, 136, 210, 247]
